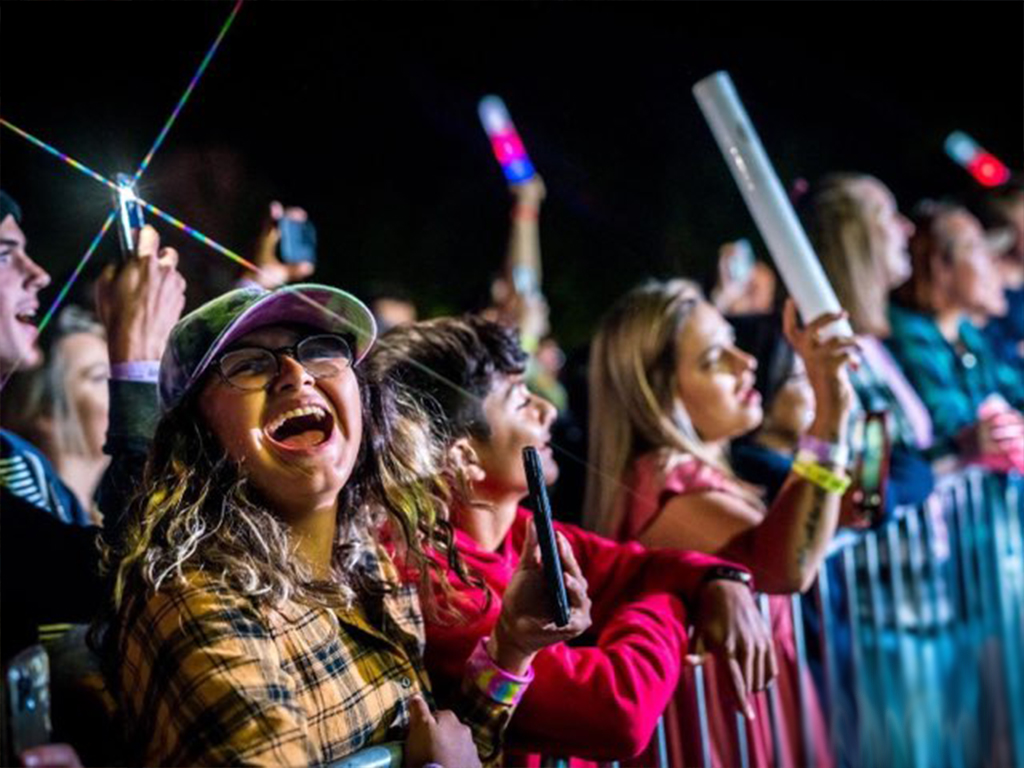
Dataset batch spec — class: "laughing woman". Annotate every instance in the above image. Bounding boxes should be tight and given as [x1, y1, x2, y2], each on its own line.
[101, 284, 587, 767]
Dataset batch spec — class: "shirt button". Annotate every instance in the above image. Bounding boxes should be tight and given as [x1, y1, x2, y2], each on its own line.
[401, 676, 413, 688]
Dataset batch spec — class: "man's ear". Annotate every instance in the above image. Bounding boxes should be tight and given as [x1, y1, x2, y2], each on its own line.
[448, 437, 486, 484]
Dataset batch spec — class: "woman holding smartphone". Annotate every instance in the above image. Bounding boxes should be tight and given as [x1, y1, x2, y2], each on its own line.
[101, 283, 585, 766]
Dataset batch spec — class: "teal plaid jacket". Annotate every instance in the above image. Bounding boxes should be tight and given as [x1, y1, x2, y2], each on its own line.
[886, 304, 1024, 458]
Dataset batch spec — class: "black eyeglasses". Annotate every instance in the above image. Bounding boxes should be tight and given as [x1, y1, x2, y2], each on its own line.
[215, 334, 354, 392]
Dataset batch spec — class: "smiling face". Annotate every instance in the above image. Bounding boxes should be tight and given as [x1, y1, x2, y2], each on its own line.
[675, 302, 763, 444]
[0, 214, 51, 375]
[468, 373, 558, 500]
[57, 331, 110, 458]
[944, 211, 1009, 318]
[197, 325, 362, 520]
[855, 178, 915, 290]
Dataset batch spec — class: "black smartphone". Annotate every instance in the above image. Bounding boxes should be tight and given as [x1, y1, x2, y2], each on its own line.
[278, 217, 317, 265]
[113, 173, 145, 262]
[4, 645, 51, 763]
[522, 446, 571, 627]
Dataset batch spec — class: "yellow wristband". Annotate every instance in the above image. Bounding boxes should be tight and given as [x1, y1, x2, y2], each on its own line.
[792, 459, 851, 495]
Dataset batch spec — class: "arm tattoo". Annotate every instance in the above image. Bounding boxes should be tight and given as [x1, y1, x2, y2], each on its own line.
[795, 484, 829, 570]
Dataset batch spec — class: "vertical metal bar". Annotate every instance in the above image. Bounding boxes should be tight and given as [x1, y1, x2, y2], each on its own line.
[884, 516, 914, 768]
[861, 530, 894, 766]
[692, 663, 713, 768]
[758, 594, 784, 767]
[789, 593, 815, 768]
[814, 563, 844, 767]
[735, 711, 750, 768]
[654, 716, 669, 768]
[843, 543, 872, 767]
[986, 472, 1024, 768]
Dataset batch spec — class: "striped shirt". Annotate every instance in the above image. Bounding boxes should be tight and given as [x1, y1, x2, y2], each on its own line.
[0, 430, 87, 525]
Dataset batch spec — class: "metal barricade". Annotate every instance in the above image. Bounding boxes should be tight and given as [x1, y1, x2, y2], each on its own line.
[810, 469, 1024, 768]
[536, 470, 1022, 768]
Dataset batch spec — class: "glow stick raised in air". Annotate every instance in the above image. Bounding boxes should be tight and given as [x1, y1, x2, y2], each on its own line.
[693, 71, 852, 337]
[944, 131, 1011, 188]
[478, 95, 536, 184]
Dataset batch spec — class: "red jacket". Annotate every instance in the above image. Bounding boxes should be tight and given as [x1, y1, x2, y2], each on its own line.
[424, 507, 738, 765]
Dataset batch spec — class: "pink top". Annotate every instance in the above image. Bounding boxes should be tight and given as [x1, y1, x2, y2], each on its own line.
[617, 452, 731, 542]
[618, 452, 834, 768]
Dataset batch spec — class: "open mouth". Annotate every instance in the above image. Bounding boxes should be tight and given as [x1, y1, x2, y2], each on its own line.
[15, 307, 37, 326]
[265, 405, 335, 450]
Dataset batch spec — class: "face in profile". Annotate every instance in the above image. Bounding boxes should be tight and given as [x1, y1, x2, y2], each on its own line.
[0, 215, 51, 373]
[675, 302, 763, 444]
[467, 373, 558, 499]
[764, 356, 815, 441]
[855, 178, 915, 290]
[198, 325, 363, 520]
[943, 211, 1008, 318]
[57, 331, 110, 459]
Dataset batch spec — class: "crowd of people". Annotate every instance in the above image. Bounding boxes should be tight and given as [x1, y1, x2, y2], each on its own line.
[0, 164, 1021, 768]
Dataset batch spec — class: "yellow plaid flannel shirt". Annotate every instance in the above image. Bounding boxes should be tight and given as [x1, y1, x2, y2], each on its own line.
[118, 555, 515, 766]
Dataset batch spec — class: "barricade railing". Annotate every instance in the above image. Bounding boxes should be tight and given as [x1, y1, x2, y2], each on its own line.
[539, 469, 1022, 768]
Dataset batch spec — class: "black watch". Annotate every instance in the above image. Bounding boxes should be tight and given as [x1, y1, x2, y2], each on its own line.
[701, 565, 754, 589]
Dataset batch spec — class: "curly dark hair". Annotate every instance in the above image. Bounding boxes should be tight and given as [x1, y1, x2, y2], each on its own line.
[367, 315, 527, 443]
[100, 363, 475, 669]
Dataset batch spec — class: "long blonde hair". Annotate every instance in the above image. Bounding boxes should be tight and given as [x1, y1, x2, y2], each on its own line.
[801, 173, 893, 336]
[584, 279, 757, 537]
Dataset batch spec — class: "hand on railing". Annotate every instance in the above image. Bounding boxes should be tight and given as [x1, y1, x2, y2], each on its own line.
[404, 695, 481, 768]
[971, 397, 1024, 474]
[687, 579, 778, 720]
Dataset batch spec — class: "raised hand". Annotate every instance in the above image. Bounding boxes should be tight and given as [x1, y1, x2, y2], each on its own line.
[244, 201, 316, 289]
[95, 224, 186, 363]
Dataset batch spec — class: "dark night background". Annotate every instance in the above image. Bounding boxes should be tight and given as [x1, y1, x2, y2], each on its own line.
[2, 2, 1022, 351]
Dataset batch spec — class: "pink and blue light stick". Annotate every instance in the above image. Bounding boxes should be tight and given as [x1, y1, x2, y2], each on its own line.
[478, 95, 536, 184]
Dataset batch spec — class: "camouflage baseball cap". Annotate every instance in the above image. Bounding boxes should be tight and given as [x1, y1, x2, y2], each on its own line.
[159, 283, 377, 412]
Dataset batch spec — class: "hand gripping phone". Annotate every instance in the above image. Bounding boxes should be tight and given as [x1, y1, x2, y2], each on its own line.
[278, 216, 318, 266]
[522, 446, 570, 627]
[3, 645, 52, 763]
[729, 238, 755, 284]
[113, 173, 145, 262]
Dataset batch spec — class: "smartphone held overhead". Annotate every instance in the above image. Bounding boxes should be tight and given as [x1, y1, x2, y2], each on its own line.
[278, 216, 317, 266]
[113, 173, 145, 261]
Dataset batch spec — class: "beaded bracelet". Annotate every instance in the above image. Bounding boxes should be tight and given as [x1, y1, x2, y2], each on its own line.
[465, 636, 534, 707]
[797, 434, 850, 468]
[792, 458, 851, 495]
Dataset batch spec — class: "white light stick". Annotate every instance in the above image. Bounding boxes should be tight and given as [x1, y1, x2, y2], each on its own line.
[693, 71, 853, 337]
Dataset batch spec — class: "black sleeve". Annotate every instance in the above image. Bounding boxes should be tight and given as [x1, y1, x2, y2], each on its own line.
[1, 489, 104, 666]
[96, 379, 159, 548]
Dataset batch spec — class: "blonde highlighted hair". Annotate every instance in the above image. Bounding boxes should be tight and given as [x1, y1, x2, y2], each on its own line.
[801, 173, 895, 337]
[103, 367, 470, 638]
[584, 279, 758, 538]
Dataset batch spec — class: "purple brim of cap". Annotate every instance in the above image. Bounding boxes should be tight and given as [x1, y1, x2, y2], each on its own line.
[162, 283, 376, 412]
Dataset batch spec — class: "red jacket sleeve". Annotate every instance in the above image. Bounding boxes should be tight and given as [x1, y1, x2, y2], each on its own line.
[511, 509, 744, 627]
[509, 592, 689, 759]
